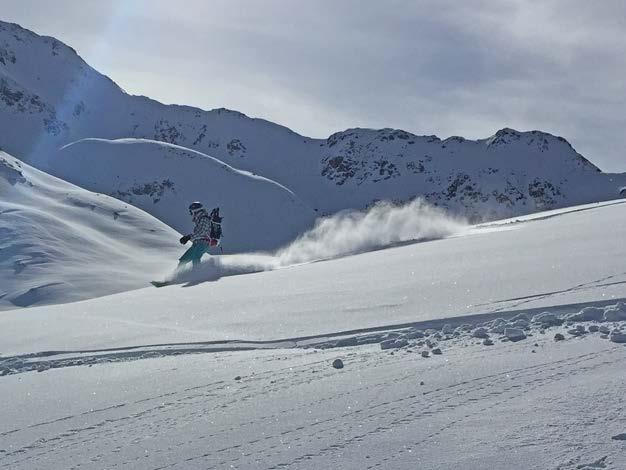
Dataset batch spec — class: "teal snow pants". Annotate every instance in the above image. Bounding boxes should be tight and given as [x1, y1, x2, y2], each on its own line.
[178, 241, 209, 267]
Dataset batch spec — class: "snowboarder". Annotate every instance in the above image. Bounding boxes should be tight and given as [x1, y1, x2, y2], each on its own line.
[178, 202, 222, 268]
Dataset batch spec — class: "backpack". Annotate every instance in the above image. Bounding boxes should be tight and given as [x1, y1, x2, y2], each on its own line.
[209, 207, 223, 241]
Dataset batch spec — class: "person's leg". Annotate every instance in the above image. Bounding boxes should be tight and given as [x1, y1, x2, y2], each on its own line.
[192, 253, 201, 268]
[178, 244, 198, 268]
[192, 242, 209, 267]
[179, 242, 208, 268]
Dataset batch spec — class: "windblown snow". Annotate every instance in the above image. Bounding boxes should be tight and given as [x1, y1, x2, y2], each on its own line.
[167, 198, 467, 285]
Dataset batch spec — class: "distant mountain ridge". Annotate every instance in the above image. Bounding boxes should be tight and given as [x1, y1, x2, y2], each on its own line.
[1, 19, 625, 225]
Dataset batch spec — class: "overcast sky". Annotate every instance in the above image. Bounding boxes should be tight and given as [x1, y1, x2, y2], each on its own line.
[2, 0, 625, 171]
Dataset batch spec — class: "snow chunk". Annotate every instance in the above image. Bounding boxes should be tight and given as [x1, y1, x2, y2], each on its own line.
[567, 306, 605, 322]
[441, 324, 454, 335]
[489, 319, 507, 334]
[567, 325, 586, 336]
[508, 319, 530, 329]
[510, 313, 530, 322]
[380, 339, 408, 350]
[603, 302, 626, 322]
[333, 337, 359, 347]
[609, 331, 626, 344]
[504, 328, 527, 342]
[532, 312, 562, 326]
[404, 329, 424, 339]
[472, 327, 489, 339]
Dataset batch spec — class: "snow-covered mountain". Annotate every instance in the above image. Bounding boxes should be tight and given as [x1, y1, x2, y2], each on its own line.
[0, 151, 180, 309]
[52, 138, 317, 252]
[316, 127, 626, 219]
[1, 19, 625, 224]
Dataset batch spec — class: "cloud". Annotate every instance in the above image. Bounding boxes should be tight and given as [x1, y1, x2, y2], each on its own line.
[2, 0, 625, 171]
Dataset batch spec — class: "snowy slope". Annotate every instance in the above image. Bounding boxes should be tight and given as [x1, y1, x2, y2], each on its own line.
[1, 199, 625, 352]
[0, 151, 180, 310]
[2, 331, 624, 470]
[50, 138, 317, 252]
[1, 20, 625, 222]
[1, 201, 626, 470]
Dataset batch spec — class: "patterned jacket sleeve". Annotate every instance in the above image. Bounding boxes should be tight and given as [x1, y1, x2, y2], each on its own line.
[191, 215, 212, 241]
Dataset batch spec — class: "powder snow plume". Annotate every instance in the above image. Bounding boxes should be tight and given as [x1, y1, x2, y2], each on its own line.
[167, 199, 467, 284]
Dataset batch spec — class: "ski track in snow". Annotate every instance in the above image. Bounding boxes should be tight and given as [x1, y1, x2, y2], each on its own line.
[1, 297, 625, 377]
[473, 272, 626, 313]
[1, 303, 625, 468]
[1, 336, 624, 469]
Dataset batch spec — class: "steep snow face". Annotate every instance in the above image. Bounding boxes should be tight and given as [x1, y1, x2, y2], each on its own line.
[0, 151, 180, 310]
[51, 138, 317, 252]
[1, 20, 625, 221]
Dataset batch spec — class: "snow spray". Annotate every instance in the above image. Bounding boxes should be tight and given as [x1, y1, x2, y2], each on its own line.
[167, 198, 467, 284]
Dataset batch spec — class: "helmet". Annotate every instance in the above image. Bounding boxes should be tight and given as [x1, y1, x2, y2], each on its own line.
[188, 201, 204, 215]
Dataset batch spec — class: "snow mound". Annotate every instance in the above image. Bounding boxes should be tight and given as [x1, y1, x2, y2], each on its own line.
[51, 138, 317, 252]
[166, 199, 466, 284]
[560, 302, 626, 323]
[0, 151, 180, 309]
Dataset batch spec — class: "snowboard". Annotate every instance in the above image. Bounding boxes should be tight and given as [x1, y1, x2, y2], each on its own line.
[151, 280, 170, 288]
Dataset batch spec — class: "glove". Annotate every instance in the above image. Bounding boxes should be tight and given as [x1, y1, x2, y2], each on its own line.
[179, 234, 191, 245]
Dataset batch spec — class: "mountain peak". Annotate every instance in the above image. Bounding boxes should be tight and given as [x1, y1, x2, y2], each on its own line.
[0, 20, 79, 60]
